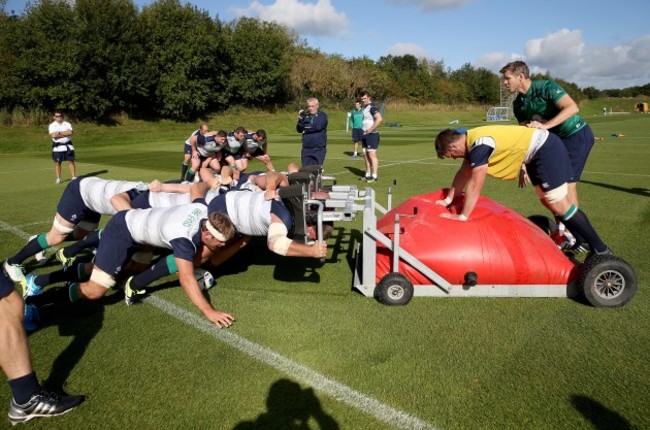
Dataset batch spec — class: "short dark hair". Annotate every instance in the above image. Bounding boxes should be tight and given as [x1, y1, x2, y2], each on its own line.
[434, 129, 462, 159]
[216, 130, 227, 138]
[499, 61, 529, 79]
[255, 129, 267, 140]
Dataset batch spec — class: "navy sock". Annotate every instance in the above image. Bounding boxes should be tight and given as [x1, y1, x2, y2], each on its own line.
[34, 268, 66, 287]
[8, 235, 47, 265]
[62, 230, 101, 258]
[8, 372, 40, 405]
[555, 215, 587, 244]
[562, 206, 607, 253]
[34, 262, 88, 287]
[131, 255, 174, 288]
[185, 169, 196, 183]
[181, 162, 189, 180]
[26, 284, 76, 306]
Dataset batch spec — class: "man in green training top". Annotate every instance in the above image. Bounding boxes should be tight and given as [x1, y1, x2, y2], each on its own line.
[501, 60, 596, 251]
[348, 100, 363, 159]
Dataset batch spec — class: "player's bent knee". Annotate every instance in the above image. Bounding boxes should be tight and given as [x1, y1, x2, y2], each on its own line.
[89, 269, 116, 290]
[53, 216, 74, 235]
[543, 183, 568, 204]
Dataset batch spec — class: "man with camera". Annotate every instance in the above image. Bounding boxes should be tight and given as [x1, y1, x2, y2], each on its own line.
[296, 98, 328, 167]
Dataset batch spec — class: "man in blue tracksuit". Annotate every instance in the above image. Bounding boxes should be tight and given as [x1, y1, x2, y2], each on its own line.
[296, 97, 328, 167]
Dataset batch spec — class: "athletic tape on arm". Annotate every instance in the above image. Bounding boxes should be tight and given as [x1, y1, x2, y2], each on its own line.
[268, 222, 292, 256]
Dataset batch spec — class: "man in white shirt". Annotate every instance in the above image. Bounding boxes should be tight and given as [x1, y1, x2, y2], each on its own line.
[48, 110, 75, 184]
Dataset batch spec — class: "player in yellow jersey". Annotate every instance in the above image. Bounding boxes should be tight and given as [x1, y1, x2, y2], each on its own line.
[434, 126, 611, 259]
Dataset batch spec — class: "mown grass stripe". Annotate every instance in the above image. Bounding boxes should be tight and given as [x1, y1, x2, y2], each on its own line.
[145, 295, 439, 430]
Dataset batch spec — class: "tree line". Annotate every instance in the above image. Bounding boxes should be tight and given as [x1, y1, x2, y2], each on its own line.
[1, 0, 647, 121]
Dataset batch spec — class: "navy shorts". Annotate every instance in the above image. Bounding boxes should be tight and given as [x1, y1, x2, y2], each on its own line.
[352, 128, 363, 142]
[222, 150, 244, 161]
[183, 143, 192, 155]
[130, 190, 152, 209]
[563, 125, 595, 182]
[93, 211, 136, 277]
[52, 148, 75, 162]
[301, 147, 326, 167]
[362, 133, 380, 150]
[0, 269, 15, 299]
[207, 193, 228, 215]
[246, 148, 265, 158]
[526, 133, 572, 191]
[56, 179, 101, 226]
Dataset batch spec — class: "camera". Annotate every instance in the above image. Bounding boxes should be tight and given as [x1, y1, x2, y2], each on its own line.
[299, 109, 308, 118]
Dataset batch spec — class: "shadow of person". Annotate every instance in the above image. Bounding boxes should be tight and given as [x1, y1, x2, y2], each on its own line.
[580, 180, 650, 198]
[34, 290, 122, 394]
[571, 395, 631, 430]
[344, 166, 367, 179]
[77, 170, 109, 179]
[233, 378, 339, 430]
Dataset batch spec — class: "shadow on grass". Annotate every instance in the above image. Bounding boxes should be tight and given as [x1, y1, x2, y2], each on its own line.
[344, 165, 367, 179]
[581, 179, 650, 198]
[139, 227, 360, 296]
[206, 236, 327, 284]
[34, 290, 122, 395]
[77, 169, 109, 179]
[572, 395, 631, 429]
[233, 378, 339, 430]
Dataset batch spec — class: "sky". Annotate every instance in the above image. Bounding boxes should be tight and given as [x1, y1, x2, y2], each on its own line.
[4, 0, 650, 90]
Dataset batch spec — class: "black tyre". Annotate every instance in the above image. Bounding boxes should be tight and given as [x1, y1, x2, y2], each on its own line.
[527, 214, 555, 236]
[580, 255, 637, 308]
[374, 273, 414, 306]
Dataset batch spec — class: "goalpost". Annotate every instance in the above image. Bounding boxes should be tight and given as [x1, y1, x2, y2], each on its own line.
[486, 106, 511, 122]
[487, 80, 517, 122]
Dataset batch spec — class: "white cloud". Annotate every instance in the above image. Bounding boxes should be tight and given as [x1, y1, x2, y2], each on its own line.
[385, 43, 429, 58]
[475, 29, 650, 89]
[388, 0, 473, 11]
[525, 29, 585, 68]
[230, 0, 349, 37]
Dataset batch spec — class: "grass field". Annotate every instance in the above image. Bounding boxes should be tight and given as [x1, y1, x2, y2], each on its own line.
[0, 107, 649, 429]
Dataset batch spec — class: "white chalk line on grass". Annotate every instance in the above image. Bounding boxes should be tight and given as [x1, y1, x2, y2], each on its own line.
[0, 220, 33, 240]
[0, 219, 437, 430]
[145, 295, 438, 430]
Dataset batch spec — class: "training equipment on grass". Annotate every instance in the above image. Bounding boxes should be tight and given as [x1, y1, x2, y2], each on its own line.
[194, 268, 215, 290]
[289, 167, 637, 308]
[353, 188, 637, 307]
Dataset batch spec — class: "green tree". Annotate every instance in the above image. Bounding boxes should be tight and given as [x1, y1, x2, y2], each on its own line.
[0, 8, 21, 110]
[345, 56, 390, 102]
[69, 0, 140, 117]
[225, 17, 295, 107]
[450, 63, 500, 105]
[0, 0, 78, 112]
[135, 0, 229, 119]
[377, 54, 436, 102]
[582, 86, 601, 99]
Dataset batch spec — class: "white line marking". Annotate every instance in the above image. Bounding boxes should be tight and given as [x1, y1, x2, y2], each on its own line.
[0, 220, 32, 240]
[145, 295, 438, 430]
[0, 219, 438, 430]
